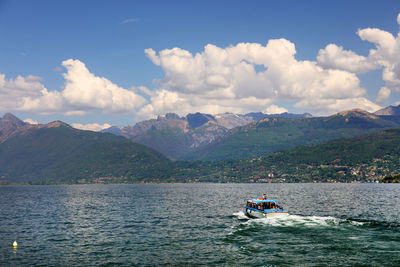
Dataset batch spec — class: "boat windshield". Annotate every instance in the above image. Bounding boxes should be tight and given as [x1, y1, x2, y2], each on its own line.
[262, 202, 275, 209]
[247, 201, 277, 210]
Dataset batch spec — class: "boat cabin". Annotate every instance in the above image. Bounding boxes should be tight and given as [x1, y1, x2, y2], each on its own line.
[246, 199, 281, 211]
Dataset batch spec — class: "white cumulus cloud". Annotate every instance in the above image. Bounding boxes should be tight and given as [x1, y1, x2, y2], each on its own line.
[316, 13, 400, 105]
[71, 122, 112, 131]
[23, 118, 38, 125]
[143, 39, 375, 117]
[0, 59, 148, 116]
[0, 73, 64, 114]
[61, 59, 147, 114]
[376, 87, 391, 104]
[137, 89, 272, 120]
[264, 105, 288, 114]
[317, 44, 376, 73]
[357, 21, 400, 96]
[295, 97, 381, 115]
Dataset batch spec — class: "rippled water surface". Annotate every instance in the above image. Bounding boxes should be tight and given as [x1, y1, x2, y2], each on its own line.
[1, 183, 400, 266]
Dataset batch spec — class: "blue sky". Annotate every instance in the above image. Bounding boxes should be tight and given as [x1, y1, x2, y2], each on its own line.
[0, 0, 399, 129]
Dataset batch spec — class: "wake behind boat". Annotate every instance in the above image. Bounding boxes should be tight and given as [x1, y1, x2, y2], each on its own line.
[245, 195, 288, 218]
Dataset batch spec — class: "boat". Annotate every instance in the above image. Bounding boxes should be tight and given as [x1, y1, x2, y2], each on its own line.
[244, 197, 288, 218]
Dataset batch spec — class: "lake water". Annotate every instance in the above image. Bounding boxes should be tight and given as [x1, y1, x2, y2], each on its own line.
[1, 183, 400, 266]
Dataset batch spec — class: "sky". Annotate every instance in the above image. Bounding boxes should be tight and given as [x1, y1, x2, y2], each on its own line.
[0, 0, 400, 130]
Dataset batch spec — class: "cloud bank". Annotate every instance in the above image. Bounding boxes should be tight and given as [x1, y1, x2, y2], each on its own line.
[0, 59, 146, 115]
[142, 39, 379, 117]
[3, 13, 400, 120]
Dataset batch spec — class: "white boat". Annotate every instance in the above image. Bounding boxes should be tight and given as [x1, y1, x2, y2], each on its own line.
[244, 198, 288, 218]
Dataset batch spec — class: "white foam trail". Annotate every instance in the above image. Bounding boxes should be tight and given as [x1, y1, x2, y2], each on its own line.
[234, 213, 365, 227]
[233, 211, 249, 220]
[349, 220, 365, 226]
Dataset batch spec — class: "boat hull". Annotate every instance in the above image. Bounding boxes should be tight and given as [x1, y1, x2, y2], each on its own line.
[245, 208, 288, 218]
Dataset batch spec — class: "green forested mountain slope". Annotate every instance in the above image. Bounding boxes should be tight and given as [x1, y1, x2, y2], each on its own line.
[0, 122, 171, 184]
[185, 128, 400, 183]
[182, 109, 400, 161]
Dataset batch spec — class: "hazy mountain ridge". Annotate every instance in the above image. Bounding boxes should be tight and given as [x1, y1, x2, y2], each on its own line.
[103, 111, 312, 159]
[0, 113, 73, 143]
[245, 112, 312, 121]
[119, 113, 227, 159]
[374, 105, 400, 116]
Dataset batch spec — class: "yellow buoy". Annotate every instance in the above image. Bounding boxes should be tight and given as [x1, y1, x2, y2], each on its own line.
[13, 241, 18, 248]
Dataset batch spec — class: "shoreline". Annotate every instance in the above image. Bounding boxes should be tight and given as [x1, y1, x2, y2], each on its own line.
[1, 181, 399, 186]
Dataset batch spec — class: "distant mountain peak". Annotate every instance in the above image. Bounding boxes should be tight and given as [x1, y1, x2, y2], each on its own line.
[101, 126, 122, 135]
[186, 112, 216, 128]
[0, 113, 26, 143]
[337, 108, 367, 115]
[374, 104, 400, 116]
[1, 113, 26, 126]
[0, 117, 73, 143]
[335, 109, 379, 119]
[45, 121, 71, 128]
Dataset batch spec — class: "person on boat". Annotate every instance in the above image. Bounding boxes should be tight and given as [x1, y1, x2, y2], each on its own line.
[263, 193, 267, 200]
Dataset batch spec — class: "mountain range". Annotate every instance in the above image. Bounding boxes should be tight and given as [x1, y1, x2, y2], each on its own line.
[101, 106, 400, 161]
[102, 111, 312, 159]
[183, 109, 400, 161]
[2, 104, 400, 184]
